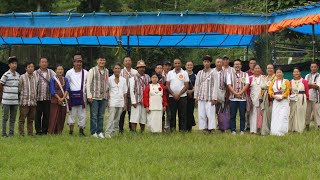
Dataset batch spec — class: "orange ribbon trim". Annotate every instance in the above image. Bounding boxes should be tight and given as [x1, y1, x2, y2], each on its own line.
[269, 13, 320, 33]
[0, 24, 269, 38]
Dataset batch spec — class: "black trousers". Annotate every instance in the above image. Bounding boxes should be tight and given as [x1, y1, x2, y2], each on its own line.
[187, 97, 196, 131]
[35, 100, 51, 134]
[169, 97, 187, 131]
[119, 111, 131, 132]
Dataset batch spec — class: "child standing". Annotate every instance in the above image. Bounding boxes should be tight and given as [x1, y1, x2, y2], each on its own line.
[143, 72, 168, 133]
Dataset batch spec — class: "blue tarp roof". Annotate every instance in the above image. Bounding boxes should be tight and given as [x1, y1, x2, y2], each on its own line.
[0, 33, 256, 48]
[0, 3, 320, 47]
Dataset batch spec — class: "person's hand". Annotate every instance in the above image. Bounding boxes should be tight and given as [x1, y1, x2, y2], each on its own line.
[58, 97, 63, 103]
[163, 107, 166, 112]
[174, 94, 180, 101]
[276, 96, 283, 101]
[235, 93, 241, 99]
[123, 105, 127, 112]
[314, 84, 319, 90]
[146, 107, 150, 113]
[211, 100, 217, 105]
[87, 98, 93, 103]
[132, 104, 137, 108]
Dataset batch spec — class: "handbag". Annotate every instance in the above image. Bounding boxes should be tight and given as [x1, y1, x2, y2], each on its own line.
[70, 69, 85, 107]
[218, 104, 230, 131]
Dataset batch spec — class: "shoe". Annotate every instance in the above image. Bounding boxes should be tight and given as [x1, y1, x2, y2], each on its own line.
[92, 133, 98, 138]
[105, 134, 112, 139]
[79, 128, 86, 137]
[2, 134, 8, 137]
[306, 125, 310, 131]
[240, 131, 245, 135]
[36, 132, 42, 136]
[98, 133, 105, 139]
[231, 131, 236, 135]
[69, 130, 73, 135]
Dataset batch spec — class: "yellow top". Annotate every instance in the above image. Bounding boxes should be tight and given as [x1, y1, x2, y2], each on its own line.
[268, 78, 291, 98]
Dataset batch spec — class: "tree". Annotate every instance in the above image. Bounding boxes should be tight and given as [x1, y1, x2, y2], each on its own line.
[0, 0, 57, 13]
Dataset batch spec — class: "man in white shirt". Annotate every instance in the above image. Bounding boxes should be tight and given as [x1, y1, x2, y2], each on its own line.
[227, 59, 250, 135]
[166, 59, 189, 132]
[305, 62, 320, 130]
[65, 54, 88, 136]
[105, 63, 127, 138]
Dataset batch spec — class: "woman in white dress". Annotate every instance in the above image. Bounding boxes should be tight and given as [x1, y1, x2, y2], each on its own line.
[268, 68, 291, 136]
[289, 67, 309, 133]
[143, 73, 168, 133]
[249, 65, 265, 134]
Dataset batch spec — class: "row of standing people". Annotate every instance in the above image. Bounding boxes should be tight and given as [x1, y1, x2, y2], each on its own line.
[1, 55, 319, 137]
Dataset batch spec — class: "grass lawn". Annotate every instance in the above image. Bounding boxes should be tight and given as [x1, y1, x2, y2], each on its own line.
[1, 109, 320, 179]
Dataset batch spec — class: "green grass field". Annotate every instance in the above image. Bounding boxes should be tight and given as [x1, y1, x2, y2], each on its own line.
[1, 109, 320, 179]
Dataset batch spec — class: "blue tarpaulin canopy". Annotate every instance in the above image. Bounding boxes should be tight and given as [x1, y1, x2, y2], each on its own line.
[0, 11, 269, 48]
[0, 3, 320, 48]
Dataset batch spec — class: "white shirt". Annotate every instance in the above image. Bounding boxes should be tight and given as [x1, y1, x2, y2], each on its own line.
[227, 72, 249, 101]
[65, 68, 88, 93]
[305, 73, 320, 102]
[166, 69, 189, 97]
[108, 75, 127, 107]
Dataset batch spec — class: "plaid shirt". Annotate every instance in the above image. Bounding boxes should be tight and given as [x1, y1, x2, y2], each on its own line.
[34, 69, 56, 101]
[194, 69, 217, 101]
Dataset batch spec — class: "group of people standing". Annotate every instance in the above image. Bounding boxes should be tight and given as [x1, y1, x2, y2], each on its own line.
[0, 54, 319, 138]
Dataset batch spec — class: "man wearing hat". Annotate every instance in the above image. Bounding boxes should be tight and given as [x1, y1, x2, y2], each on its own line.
[34, 57, 56, 135]
[194, 55, 218, 132]
[65, 54, 88, 136]
[129, 60, 150, 132]
[0, 56, 20, 137]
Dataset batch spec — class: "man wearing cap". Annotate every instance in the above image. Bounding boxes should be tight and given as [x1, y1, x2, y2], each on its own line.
[166, 58, 189, 131]
[162, 61, 172, 131]
[129, 60, 150, 132]
[34, 57, 56, 135]
[65, 54, 88, 136]
[194, 55, 218, 132]
[119, 56, 138, 133]
[0, 56, 20, 137]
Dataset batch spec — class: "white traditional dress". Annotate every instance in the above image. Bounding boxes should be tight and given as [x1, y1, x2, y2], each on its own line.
[249, 75, 265, 133]
[143, 83, 167, 133]
[289, 78, 309, 133]
[269, 78, 290, 136]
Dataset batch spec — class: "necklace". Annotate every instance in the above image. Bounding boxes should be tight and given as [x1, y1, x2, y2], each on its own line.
[151, 84, 160, 94]
[276, 79, 283, 91]
[254, 75, 261, 85]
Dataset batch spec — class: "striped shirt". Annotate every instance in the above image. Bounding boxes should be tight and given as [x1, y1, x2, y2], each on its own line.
[19, 73, 37, 106]
[194, 69, 217, 101]
[0, 70, 20, 105]
[34, 69, 56, 101]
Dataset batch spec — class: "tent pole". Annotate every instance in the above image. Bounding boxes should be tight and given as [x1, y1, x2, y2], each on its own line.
[8, 46, 11, 56]
[312, 24, 316, 61]
[127, 36, 131, 56]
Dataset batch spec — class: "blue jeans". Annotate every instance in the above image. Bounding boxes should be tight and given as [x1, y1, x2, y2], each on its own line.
[230, 101, 246, 132]
[90, 99, 106, 135]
